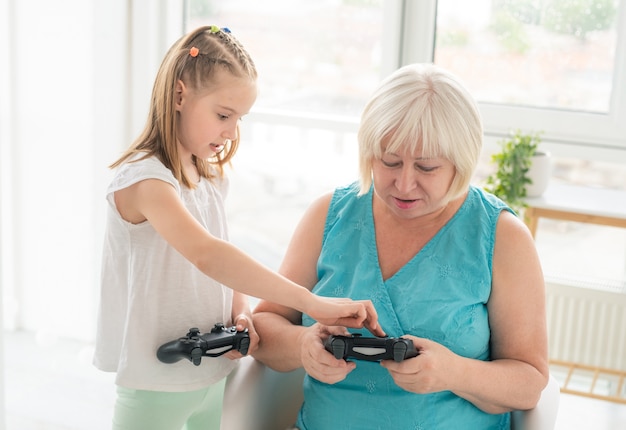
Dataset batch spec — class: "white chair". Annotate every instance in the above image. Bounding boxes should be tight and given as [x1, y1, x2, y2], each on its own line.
[511, 373, 561, 430]
[221, 356, 560, 430]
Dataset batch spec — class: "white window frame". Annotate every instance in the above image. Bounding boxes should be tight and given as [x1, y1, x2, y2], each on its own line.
[175, 0, 626, 160]
[401, 0, 626, 162]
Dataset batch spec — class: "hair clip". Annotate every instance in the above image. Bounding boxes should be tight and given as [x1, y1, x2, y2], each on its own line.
[209, 25, 231, 34]
[189, 46, 199, 57]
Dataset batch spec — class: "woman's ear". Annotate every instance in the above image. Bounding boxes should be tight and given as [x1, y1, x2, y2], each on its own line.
[175, 79, 186, 111]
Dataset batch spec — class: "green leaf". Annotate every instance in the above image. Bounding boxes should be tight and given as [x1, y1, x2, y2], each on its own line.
[483, 129, 543, 213]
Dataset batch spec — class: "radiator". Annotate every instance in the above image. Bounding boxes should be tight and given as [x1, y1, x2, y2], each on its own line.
[546, 282, 626, 372]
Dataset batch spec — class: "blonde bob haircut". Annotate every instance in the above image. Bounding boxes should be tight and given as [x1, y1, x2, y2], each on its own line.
[357, 63, 483, 203]
[110, 26, 257, 188]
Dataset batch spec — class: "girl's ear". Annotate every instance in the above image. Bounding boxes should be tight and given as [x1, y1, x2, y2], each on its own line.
[175, 79, 186, 111]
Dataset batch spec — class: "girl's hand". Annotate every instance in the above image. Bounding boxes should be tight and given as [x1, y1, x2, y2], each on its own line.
[224, 313, 260, 359]
[380, 336, 459, 394]
[299, 324, 356, 384]
[305, 296, 386, 337]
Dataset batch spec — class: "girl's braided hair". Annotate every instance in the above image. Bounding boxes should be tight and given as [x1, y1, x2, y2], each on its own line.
[111, 26, 257, 188]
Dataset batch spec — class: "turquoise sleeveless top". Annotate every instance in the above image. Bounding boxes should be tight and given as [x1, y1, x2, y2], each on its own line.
[298, 183, 513, 430]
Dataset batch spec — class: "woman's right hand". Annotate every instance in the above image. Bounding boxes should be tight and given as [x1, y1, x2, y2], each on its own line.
[298, 324, 356, 384]
[304, 296, 386, 337]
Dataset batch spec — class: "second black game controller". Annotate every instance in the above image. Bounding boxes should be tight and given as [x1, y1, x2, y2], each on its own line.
[324, 334, 419, 362]
[157, 323, 250, 366]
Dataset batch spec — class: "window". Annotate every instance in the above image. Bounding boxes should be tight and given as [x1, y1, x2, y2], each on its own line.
[433, 0, 626, 290]
[435, 0, 620, 113]
[187, 0, 389, 117]
[186, 0, 391, 266]
[186, 0, 626, 288]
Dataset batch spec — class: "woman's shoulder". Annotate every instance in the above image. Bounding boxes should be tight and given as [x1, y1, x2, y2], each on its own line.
[329, 181, 365, 207]
[468, 185, 514, 214]
[466, 186, 529, 241]
[322, 181, 370, 232]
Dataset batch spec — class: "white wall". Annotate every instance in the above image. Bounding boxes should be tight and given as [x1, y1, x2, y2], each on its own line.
[3, 0, 98, 341]
[0, 0, 185, 422]
[0, 0, 184, 344]
[0, 0, 121, 341]
[0, 0, 11, 425]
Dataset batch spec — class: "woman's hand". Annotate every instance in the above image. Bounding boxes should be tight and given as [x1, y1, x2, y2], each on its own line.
[380, 336, 460, 394]
[305, 296, 386, 337]
[298, 324, 356, 384]
[224, 312, 260, 359]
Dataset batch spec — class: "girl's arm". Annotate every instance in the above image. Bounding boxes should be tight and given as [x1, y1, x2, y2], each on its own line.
[114, 178, 381, 332]
[231, 291, 253, 332]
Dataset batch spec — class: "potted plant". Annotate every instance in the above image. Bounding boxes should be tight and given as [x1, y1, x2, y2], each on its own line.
[483, 130, 550, 214]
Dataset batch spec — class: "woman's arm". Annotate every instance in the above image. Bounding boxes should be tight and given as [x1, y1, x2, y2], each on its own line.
[460, 209, 549, 411]
[382, 210, 549, 413]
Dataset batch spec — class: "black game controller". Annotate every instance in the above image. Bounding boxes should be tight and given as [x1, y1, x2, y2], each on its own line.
[157, 323, 250, 366]
[324, 334, 419, 362]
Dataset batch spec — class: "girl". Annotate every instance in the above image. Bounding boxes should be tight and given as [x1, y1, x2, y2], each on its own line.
[93, 25, 382, 430]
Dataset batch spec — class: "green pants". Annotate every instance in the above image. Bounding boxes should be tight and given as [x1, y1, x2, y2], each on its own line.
[112, 378, 226, 430]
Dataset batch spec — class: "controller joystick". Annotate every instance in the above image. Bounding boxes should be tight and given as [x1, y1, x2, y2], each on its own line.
[157, 323, 250, 366]
[324, 334, 418, 363]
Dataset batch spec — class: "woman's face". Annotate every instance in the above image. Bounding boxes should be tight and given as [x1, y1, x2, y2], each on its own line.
[371, 144, 456, 220]
[175, 71, 257, 161]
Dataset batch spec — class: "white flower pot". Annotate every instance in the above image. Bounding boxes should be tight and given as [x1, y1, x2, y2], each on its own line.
[526, 151, 552, 197]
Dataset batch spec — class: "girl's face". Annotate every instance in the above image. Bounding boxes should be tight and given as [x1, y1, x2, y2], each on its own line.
[372, 145, 456, 220]
[175, 71, 257, 161]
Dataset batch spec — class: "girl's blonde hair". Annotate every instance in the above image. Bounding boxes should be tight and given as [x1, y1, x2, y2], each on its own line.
[110, 26, 257, 188]
[357, 63, 483, 203]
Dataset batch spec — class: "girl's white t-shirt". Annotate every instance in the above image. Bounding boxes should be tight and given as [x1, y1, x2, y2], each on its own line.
[93, 155, 236, 392]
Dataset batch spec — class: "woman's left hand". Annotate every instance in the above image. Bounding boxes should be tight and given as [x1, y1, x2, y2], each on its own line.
[224, 313, 260, 359]
[380, 335, 460, 394]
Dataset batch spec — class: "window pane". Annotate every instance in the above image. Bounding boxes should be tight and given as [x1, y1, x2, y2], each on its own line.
[435, 0, 620, 113]
[532, 158, 626, 291]
[186, 0, 385, 268]
[187, 0, 385, 116]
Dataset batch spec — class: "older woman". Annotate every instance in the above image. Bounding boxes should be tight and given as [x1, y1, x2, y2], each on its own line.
[252, 63, 548, 429]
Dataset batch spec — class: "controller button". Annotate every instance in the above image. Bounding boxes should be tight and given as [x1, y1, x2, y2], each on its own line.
[191, 347, 203, 366]
[239, 337, 250, 355]
[392, 342, 408, 362]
